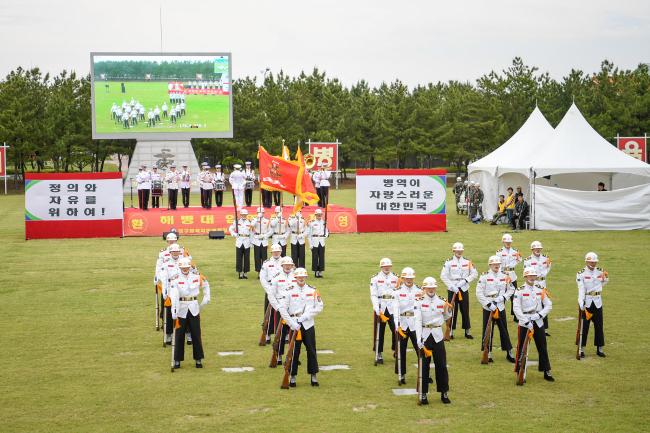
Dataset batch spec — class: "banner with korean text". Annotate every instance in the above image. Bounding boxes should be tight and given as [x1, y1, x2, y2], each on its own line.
[617, 136, 647, 162]
[356, 169, 446, 232]
[308, 142, 338, 170]
[25, 172, 123, 239]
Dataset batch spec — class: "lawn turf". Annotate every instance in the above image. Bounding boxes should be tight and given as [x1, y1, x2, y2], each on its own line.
[1, 187, 649, 432]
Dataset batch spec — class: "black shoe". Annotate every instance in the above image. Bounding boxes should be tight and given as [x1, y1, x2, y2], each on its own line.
[277, 360, 282, 366]
[289, 382, 296, 388]
[243, 274, 248, 279]
[450, 335, 454, 340]
[488, 357, 494, 363]
[195, 361, 203, 368]
[545, 332, 551, 337]
[441, 392, 451, 404]
[400, 378, 406, 385]
[238, 274, 243, 280]
[173, 361, 180, 369]
[419, 396, 429, 405]
[187, 340, 193, 346]
[506, 354, 515, 363]
[311, 380, 319, 387]
[428, 377, 433, 384]
[580, 351, 585, 358]
[465, 334, 474, 340]
[596, 350, 606, 358]
[544, 371, 555, 382]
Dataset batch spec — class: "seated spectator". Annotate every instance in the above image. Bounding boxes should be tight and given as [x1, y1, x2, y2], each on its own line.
[490, 195, 507, 225]
[597, 182, 607, 191]
[512, 193, 529, 230]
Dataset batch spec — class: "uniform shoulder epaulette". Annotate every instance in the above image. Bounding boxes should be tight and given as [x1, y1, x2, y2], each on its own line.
[160, 248, 166, 252]
[446, 257, 453, 262]
[577, 269, 585, 274]
[534, 283, 544, 289]
[524, 255, 532, 261]
[513, 247, 519, 251]
[596, 267, 603, 271]
[414, 284, 421, 289]
[371, 272, 379, 279]
[262, 258, 270, 264]
[437, 295, 447, 302]
[481, 271, 488, 276]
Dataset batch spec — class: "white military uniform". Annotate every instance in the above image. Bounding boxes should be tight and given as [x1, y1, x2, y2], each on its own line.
[288, 214, 307, 246]
[229, 217, 252, 248]
[270, 215, 289, 248]
[229, 169, 246, 207]
[199, 170, 214, 191]
[165, 169, 180, 190]
[260, 256, 282, 292]
[179, 169, 191, 189]
[415, 294, 452, 345]
[577, 266, 608, 309]
[476, 270, 514, 312]
[136, 170, 151, 190]
[497, 246, 522, 284]
[306, 218, 328, 248]
[523, 253, 552, 288]
[392, 283, 421, 332]
[170, 272, 210, 320]
[440, 256, 478, 294]
[279, 283, 323, 331]
[370, 271, 399, 316]
[513, 282, 552, 329]
[250, 215, 272, 248]
[268, 270, 296, 311]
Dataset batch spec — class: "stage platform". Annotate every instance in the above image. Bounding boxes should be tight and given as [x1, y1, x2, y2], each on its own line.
[123, 204, 357, 237]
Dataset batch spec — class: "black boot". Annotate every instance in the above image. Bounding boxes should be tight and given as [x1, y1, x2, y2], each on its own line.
[596, 348, 606, 357]
[544, 371, 555, 382]
[465, 331, 473, 340]
[195, 360, 203, 368]
[441, 392, 451, 404]
[173, 361, 180, 369]
[419, 394, 429, 405]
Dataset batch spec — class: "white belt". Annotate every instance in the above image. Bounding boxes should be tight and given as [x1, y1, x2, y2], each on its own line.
[423, 324, 441, 329]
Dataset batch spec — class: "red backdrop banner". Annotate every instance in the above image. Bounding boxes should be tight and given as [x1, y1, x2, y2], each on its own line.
[308, 142, 338, 171]
[617, 137, 647, 162]
[123, 205, 357, 237]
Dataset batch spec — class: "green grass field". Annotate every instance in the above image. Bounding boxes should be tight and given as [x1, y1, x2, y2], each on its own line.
[94, 82, 230, 134]
[2, 187, 650, 432]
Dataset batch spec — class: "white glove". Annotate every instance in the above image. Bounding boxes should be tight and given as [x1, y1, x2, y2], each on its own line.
[172, 312, 178, 320]
[495, 295, 504, 303]
[529, 313, 541, 321]
[297, 315, 305, 323]
[489, 303, 497, 312]
[290, 320, 301, 331]
[452, 287, 459, 294]
[374, 308, 380, 316]
[200, 301, 208, 311]
[526, 321, 534, 330]
[579, 301, 585, 310]
[418, 342, 425, 350]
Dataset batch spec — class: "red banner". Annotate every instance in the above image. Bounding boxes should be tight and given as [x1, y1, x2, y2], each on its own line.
[0, 146, 5, 176]
[309, 142, 338, 171]
[123, 205, 357, 237]
[617, 137, 647, 162]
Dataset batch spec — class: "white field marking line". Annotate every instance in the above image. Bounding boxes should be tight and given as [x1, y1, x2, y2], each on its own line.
[392, 388, 418, 396]
[222, 367, 254, 373]
[555, 317, 575, 322]
[317, 349, 335, 354]
[319, 364, 350, 371]
[218, 351, 244, 356]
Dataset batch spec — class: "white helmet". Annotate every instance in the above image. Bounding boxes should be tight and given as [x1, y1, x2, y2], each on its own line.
[530, 241, 543, 250]
[456, 177, 462, 181]
[523, 267, 538, 277]
[452, 242, 464, 252]
[166, 232, 178, 241]
[294, 267, 308, 277]
[585, 252, 599, 262]
[314, 209, 323, 215]
[169, 244, 181, 253]
[401, 267, 416, 279]
[178, 257, 192, 268]
[488, 255, 502, 265]
[271, 243, 282, 253]
[280, 256, 294, 266]
[240, 208, 249, 216]
[379, 257, 392, 267]
[422, 277, 438, 288]
[502, 233, 513, 243]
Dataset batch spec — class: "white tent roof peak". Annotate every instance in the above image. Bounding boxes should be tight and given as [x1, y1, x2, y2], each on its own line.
[532, 103, 650, 177]
[468, 106, 554, 176]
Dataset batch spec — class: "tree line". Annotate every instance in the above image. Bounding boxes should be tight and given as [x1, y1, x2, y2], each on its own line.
[0, 58, 648, 182]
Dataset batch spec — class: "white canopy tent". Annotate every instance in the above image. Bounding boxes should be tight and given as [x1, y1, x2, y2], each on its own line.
[468, 106, 554, 217]
[469, 104, 650, 230]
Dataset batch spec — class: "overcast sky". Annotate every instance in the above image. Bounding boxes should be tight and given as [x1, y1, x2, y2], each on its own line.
[1, 0, 648, 86]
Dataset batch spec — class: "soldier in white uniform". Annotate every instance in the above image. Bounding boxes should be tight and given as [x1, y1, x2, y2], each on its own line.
[136, 164, 151, 210]
[316, 163, 331, 208]
[162, 102, 168, 118]
[440, 242, 478, 339]
[165, 163, 180, 210]
[179, 164, 191, 208]
[524, 241, 552, 336]
[270, 206, 289, 257]
[229, 164, 246, 208]
[244, 161, 256, 207]
[497, 233, 522, 322]
[170, 257, 211, 369]
[158, 244, 185, 344]
[250, 207, 272, 272]
[476, 256, 515, 363]
[199, 165, 214, 209]
[288, 210, 307, 268]
[279, 267, 324, 387]
[213, 165, 226, 207]
[229, 208, 252, 279]
[307, 209, 328, 278]
[415, 277, 452, 405]
[577, 252, 608, 358]
[150, 166, 162, 208]
[198, 163, 207, 207]
[513, 267, 554, 382]
[392, 267, 421, 384]
[269, 256, 296, 363]
[370, 258, 399, 365]
[260, 244, 283, 343]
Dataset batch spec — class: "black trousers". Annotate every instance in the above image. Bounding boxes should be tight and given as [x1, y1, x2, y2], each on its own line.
[253, 244, 268, 272]
[421, 335, 449, 394]
[151, 195, 160, 208]
[214, 190, 223, 207]
[164, 304, 173, 335]
[510, 280, 518, 319]
[262, 190, 273, 208]
[311, 245, 325, 272]
[291, 243, 306, 268]
[199, 187, 205, 207]
[245, 188, 253, 206]
[512, 211, 528, 230]
[273, 191, 281, 206]
[581, 305, 605, 347]
[168, 189, 178, 210]
[174, 312, 204, 361]
[320, 186, 329, 207]
[290, 325, 319, 375]
[516, 323, 551, 372]
[395, 328, 419, 375]
[138, 189, 150, 210]
[481, 308, 512, 352]
[202, 189, 212, 208]
[235, 245, 251, 273]
[373, 311, 396, 352]
[448, 290, 471, 330]
[316, 187, 322, 206]
[278, 323, 289, 356]
[181, 188, 190, 207]
[263, 295, 278, 336]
